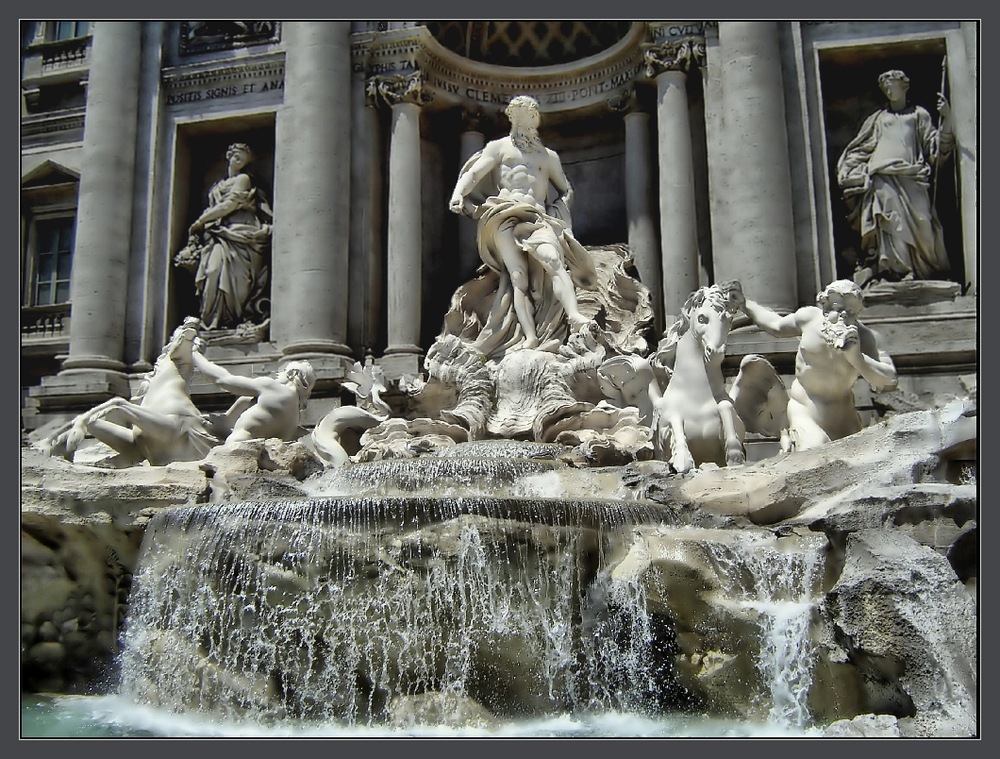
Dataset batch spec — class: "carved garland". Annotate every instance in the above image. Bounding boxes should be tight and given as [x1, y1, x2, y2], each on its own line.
[366, 71, 433, 107]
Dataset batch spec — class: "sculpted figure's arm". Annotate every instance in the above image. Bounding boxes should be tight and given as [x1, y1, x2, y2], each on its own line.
[190, 173, 252, 233]
[843, 326, 898, 391]
[449, 146, 500, 215]
[545, 149, 574, 212]
[192, 346, 266, 398]
[929, 94, 956, 166]
[740, 296, 808, 339]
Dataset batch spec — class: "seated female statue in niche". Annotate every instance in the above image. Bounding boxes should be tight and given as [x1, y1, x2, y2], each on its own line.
[836, 69, 955, 286]
[175, 143, 273, 330]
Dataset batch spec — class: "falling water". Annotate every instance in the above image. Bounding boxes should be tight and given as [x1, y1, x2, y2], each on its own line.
[117, 496, 668, 726]
[705, 533, 825, 729]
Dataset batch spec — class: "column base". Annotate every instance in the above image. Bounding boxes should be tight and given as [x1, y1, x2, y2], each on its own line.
[383, 343, 423, 356]
[280, 340, 354, 360]
[377, 351, 423, 382]
[60, 355, 128, 373]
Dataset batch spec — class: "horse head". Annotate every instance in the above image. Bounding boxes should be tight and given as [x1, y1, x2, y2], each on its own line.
[682, 284, 739, 364]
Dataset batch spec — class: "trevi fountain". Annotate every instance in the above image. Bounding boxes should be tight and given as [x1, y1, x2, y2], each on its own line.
[19, 21, 977, 740]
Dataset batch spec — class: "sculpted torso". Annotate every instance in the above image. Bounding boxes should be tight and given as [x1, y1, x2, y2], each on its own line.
[788, 308, 868, 441]
[227, 381, 299, 443]
[490, 139, 558, 208]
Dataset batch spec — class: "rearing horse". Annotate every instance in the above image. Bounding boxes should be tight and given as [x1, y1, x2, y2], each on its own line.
[43, 317, 217, 466]
[650, 282, 745, 474]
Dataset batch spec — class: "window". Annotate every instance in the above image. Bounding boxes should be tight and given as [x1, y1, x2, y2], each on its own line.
[53, 22, 90, 41]
[29, 217, 74, 306]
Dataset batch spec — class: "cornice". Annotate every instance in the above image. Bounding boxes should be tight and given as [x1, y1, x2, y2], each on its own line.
[161, 52, 285, 91]
[21, 109, 86, 140]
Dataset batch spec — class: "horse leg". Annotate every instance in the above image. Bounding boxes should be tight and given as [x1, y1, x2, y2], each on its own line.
[86, 417, 142, 462]
[718, 399, 746, 466]
[667, 413, 696, 474]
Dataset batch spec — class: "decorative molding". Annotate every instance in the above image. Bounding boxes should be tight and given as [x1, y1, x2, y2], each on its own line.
[21, 109, 86, 140]
[366, 28, 425, 77]
[366, 70, 432, 107]
[642, 39, 706, 78]
[607, 87, 639, 114]
[417, 23, 648, 114]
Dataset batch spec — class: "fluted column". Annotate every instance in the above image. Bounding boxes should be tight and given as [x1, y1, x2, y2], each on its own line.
[458, 112, 486, 281]
[271, 21, 352, 358]
[713, 21, 798, 311]
[645, 39, 704, 322]
[369, 71, 427, 358]
[61, 22, 142, 375]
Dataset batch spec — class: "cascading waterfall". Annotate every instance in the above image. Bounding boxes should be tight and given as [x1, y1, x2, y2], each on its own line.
[117, 495, 667, 726]
[108, 445, 827, 735]
[705, 534, 825, 729]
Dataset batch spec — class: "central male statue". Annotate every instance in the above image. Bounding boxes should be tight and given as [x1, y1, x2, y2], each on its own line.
[449, 95, 598, 354]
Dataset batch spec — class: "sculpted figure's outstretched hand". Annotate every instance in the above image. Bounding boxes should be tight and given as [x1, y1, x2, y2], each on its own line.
[192, 346, 316, 444]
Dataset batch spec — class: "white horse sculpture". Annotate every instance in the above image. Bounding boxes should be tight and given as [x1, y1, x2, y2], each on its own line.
[42, 317, 217, 466]
[598, 281, 789, 474]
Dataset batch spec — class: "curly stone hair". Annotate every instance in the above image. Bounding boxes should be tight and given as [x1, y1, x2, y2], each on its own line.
[877, 69, 910, 94]
[225, 142, 253, 162]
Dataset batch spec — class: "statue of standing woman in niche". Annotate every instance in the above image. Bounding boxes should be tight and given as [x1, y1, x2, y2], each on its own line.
[448, 95, 598, 357]
[836, 69, 955, 287]
[175, 143, 273, 330]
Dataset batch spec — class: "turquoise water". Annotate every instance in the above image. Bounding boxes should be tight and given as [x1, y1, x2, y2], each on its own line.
[21, 694, 817, 739]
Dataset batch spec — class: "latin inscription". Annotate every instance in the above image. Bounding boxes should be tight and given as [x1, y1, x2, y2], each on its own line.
[165, 77, 284, 106]
[424, 64, 642, 107]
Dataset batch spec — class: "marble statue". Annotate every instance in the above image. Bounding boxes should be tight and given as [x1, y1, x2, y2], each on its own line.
[737, 279, 898, 451]
[836, 69, 955, 286]
[647, 282, 787, 473]
[448, 95, 599, 357]
[175, 143, 273, 330]
[40, 317, 217, 466]
[192, 348, 316, 444]
[310, 359, 392, 466]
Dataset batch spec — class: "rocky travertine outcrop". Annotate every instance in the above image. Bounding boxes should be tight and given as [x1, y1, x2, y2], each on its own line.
[823, 530, 977, 737]
[20, 439, 321, 693]
[20, 402, 976, 735]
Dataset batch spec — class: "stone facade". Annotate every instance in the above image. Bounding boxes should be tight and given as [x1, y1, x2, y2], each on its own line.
[20, 21, 978, 432]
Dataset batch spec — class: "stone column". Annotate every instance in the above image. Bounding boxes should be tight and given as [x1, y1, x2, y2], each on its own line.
[369, 71, 427, 361]
[348, 57, 384, 354]
[616, 96, 661, 330]
[713, 22, 798, 311]
[61, 22, 142, 378]
[644, 39, 704, 323]
[271, 21, 352, 359]
[458, 112, 486, 281]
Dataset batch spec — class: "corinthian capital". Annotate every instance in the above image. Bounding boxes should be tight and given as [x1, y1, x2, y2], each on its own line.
[642, 39, 706, 78]
[365, 70, 432, 107]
